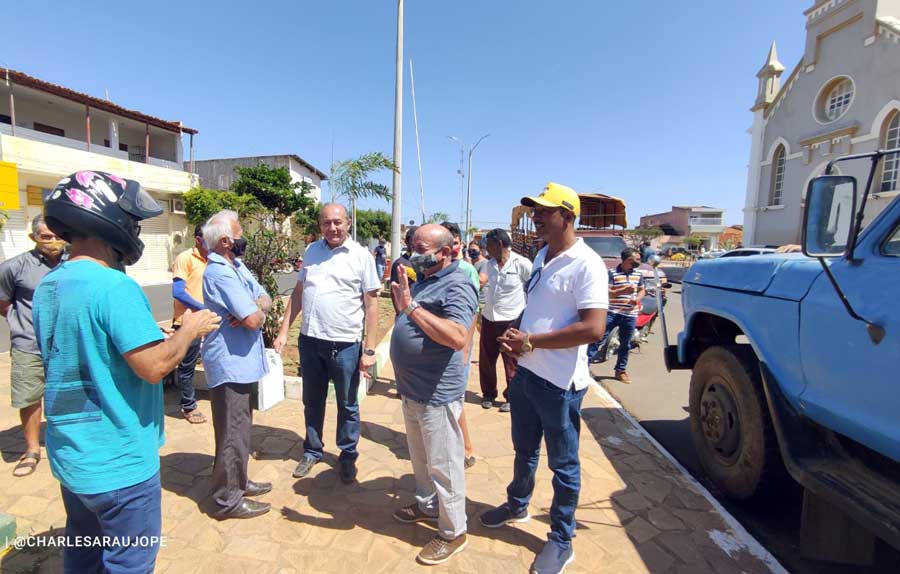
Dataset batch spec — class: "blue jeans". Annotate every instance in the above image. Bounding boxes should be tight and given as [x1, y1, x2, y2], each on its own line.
[176, 336, 200, 412]
[60, 472, 161, 574]
[506, 368, 586, 549]
[376, 262, 386, 282]
[589, 312, 637, 372]
[299, 335, 361, 461]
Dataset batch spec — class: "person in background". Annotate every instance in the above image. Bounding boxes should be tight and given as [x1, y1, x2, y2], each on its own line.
[590, 247, 645, 384]
[480, 182, 608, 574]
[390, 224, 477, 565]
[374, 237, 387, 283]
[479, 228, 531, 412]
[440, 221, 478, 468]
[169, 224, 209, 424]
[640, 240, 656, 263]
[201, 209, 274, 520]
[274, 204, 381, 484]
[35, 171, 221, 572]
[0, 214, 65, 477]
[467, 240, 489, 306]
[390, 226, 418, 288]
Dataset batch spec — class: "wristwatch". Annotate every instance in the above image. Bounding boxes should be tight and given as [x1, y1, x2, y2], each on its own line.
[521, 333, 534, 353]
[402, 300, 420, 316]
[363, 349, 376, 356]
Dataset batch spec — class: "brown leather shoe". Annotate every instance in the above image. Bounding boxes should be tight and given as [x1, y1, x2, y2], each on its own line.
[417, 534, 468, 565]
[615, 371, 632, 384]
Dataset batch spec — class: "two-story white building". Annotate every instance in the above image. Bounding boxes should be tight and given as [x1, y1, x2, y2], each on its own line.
[640, 205, 729, 250]
[0, 69, 199, 283]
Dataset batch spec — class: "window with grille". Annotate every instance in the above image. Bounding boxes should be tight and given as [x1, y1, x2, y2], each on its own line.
[881, 112, 900, 193]
[769, 146, 786, 206]
[824, 79, 853, 121]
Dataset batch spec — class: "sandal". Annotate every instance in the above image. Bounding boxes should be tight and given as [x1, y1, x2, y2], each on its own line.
[13, 451, 40, 477]
[183, 410, 207, 424]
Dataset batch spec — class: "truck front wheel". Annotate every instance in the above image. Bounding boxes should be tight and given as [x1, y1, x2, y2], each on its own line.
[689, 346, 785, 501]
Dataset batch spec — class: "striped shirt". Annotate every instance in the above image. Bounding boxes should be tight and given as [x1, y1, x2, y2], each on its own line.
[608, 264, 644, 317]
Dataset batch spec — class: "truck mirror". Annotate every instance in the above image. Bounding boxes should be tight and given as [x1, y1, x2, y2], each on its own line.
[802, 175, 857, 258]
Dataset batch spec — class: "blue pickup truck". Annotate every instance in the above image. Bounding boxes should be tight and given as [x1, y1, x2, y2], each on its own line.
[664, 149, 900, 564]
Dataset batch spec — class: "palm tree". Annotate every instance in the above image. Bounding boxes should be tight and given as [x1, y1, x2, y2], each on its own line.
[330, 152, 398, 240]
[426, 211, 450, 224]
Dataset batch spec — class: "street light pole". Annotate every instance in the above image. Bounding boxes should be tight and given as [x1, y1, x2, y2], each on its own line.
[390, 0, 404, 262]
[465, 133, 490, 244]
[447, 136, 464, 224]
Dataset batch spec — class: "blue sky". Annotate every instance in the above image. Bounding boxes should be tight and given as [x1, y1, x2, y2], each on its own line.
[6, 1, 809, 227]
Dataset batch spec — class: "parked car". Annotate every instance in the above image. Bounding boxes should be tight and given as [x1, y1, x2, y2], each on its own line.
[699, 249, 726, 259]
[718, 247, 776, 258]
[661, 246, 690, 258]
[661, 149, 900, 564]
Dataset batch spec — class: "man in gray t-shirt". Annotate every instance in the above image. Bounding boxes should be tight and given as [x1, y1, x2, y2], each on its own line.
[389, 224, 477, 566]
[0, 214, 64, 477]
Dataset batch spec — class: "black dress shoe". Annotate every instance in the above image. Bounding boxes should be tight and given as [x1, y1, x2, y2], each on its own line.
[339, 458, 358, 484]
[292, 455, 318, 478]
[245, 480, 272, 497]
[216, 498, 271, 520]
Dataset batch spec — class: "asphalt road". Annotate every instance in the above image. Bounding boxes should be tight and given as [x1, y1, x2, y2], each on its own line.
[592, 288, 896, 574]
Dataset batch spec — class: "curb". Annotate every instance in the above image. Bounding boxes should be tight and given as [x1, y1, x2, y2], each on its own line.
[589, 380, 789, 574]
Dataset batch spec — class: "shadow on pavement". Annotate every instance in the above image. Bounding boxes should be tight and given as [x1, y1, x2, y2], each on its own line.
[0, 422, 45, 463]
[0, 526, 64, 572]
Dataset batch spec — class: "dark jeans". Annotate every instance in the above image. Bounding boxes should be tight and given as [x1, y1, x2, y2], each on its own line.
[589, 312, 637, 373]
[299, 335, 361, 462]
[506, 367, 586, 550]
[176, 336, 201, 412]
[60, 472, 161, 574]
[210, 382, 253, 514]
[479, 317, 519, 402]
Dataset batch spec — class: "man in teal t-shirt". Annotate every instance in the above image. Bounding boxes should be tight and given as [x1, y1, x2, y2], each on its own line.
[34, 171, 220, 574]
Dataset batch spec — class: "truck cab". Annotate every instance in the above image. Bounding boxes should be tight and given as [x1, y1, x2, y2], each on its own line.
[666, 150, 900, 564]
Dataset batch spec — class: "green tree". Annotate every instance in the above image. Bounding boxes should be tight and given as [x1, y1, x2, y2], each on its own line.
[355, 208, 392, 245]
[292, 203, 321, 242]
[426, 211, 450, 224]
[624, 227, 663, 249]
[183, 187, 261, 226]
[330, 152, 398, 240]
[232, 164, 314, 223]
[686, 234, 705, 251]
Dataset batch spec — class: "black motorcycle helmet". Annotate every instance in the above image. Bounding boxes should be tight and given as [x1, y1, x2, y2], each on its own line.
[44, 171, 163, 266]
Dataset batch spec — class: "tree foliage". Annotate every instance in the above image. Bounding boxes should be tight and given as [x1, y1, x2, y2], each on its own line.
[426, 211, 450, 224]
[330, 152, 398, 203]
[355, 209, 391, 244]
[183, 187, 262, 226]
[686, 234, 705, 249]
[232, 164, 314, 223]
[624, 227, 663, 249]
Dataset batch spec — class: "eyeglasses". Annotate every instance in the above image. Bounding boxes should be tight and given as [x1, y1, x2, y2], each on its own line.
[525, 267, 542, 296]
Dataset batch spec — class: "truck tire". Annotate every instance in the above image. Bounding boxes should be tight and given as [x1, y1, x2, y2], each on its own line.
[689, 345, 786, 501]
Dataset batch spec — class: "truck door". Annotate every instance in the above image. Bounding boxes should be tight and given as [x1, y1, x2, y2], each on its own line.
[798, 221, 900, 461]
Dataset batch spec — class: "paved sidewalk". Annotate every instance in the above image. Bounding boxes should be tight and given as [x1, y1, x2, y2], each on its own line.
[0, 338, 784, 573]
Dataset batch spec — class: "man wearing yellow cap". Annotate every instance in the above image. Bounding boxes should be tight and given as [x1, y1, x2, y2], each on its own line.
[480, 183, 608, 574]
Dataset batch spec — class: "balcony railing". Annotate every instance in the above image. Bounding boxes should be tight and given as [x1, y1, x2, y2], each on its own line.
[0, 124, 183, 171]
[689, 217, 725, 226]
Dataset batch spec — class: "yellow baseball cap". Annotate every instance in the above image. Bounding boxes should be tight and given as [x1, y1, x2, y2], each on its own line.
[521, 182, 581, 217]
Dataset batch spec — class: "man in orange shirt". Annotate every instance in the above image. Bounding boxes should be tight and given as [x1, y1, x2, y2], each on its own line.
[171, 224, 209, 423]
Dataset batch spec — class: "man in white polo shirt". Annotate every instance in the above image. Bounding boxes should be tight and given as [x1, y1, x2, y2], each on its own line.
[479, 228, 532, 412]
[479, 183, 608, 574]
[274, 203, 381, 484]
